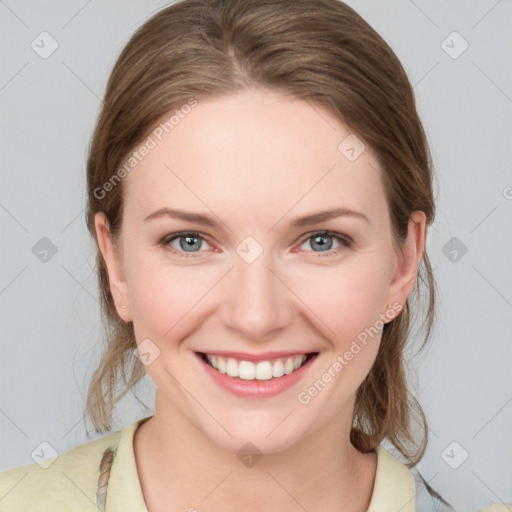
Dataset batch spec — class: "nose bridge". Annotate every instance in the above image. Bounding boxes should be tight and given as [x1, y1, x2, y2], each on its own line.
[220, 243, 291, 339]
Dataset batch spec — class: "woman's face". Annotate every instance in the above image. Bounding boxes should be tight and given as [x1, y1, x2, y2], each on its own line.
[96, 87, 425, 454]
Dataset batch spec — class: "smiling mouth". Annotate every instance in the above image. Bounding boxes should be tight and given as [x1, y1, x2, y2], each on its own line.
[198, 352, 318, 381]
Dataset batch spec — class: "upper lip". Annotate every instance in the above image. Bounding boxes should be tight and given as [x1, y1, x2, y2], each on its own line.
[197, 350, 317, 363]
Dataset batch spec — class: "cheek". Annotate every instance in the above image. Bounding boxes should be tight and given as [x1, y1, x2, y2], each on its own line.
[290, 255, 392, 340]
[290, 259, 391, 408]
[126, 249, 214, 340]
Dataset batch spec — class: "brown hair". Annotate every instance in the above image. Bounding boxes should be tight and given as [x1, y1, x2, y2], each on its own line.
[84, 0, 437, 468]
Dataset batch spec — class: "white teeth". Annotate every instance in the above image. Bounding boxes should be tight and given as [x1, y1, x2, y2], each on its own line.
[284, 358, 295, 375]
[272, 359, 284, 378]
[205, 353, 308, 381]
[239, 360, 256, 380]
[226, 358, 238, 377]
[255, 361, 273, 381]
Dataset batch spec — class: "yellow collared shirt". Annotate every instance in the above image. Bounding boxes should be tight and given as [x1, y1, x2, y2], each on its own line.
[0, 415, 416, 511]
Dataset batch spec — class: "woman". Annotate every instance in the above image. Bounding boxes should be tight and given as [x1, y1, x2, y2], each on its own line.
[0, 0, 453, 510]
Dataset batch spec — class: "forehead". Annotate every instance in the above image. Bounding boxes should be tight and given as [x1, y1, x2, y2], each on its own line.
[122, 88, 387, 225]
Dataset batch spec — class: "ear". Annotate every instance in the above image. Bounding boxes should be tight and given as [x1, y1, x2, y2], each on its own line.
[383, 210, 427, 318]
[94, 212, 132, 322]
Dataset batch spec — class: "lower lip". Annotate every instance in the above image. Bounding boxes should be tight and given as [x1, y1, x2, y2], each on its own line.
[196, 352, 318, 399]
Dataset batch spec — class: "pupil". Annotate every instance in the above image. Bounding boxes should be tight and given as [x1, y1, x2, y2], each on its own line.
[312, 235, 332, 252]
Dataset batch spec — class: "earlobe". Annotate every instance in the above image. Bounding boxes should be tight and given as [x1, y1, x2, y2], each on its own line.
[385, 211, 427, 314]
[94, 212, 132, 322]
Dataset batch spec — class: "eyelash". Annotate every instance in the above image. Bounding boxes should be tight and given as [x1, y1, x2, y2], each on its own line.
[159, 231, 353, 258]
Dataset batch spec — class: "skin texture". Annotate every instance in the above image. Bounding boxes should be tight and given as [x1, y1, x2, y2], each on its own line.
[95, 87, 426, 511]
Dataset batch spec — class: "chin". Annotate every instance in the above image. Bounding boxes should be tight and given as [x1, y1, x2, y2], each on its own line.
[195, 406, 319, 457]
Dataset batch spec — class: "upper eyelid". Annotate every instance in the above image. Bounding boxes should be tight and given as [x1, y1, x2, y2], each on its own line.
[299, 230, 352, 243]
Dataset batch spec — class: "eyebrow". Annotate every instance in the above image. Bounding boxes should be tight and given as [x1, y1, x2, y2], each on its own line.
[144, 207, 370, 227]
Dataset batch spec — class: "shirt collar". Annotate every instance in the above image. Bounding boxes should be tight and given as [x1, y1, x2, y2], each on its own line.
[367, 444, 416, 511]
[106, 415, 152, 511]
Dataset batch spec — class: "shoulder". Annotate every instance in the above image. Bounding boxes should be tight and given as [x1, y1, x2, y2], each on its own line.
[0, 428, 122, 512]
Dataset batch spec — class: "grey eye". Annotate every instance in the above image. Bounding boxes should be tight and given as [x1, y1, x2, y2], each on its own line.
[164, 233, 212, 253]
[302, 233, 341, 252]
[310, 234, 335, 251]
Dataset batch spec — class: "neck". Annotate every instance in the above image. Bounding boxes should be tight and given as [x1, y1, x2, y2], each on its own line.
[133, 392, 377, 512]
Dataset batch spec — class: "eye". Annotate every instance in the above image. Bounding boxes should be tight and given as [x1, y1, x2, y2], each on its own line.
[160, 232, 213, 257]
[159, 230, 352, 259]
[297, 231, 352, 256]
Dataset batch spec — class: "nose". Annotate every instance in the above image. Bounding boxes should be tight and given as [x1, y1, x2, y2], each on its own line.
[219, 250, 294, 341]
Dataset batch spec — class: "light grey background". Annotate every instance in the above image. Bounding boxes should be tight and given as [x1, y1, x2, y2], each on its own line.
[1, 1, 511, 510]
